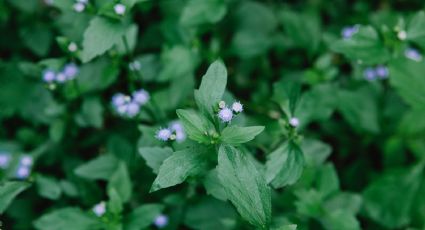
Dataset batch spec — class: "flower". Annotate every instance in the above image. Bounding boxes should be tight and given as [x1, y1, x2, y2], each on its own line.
[114, 4, 126, 15]
[363, 67, 376, 81]
[63, 63, 79, 80]
[73, 2, 85, 12]
[232, 101, 243, 113]
[341, 25, 359, 39]
[0, 152, 11, 169]
[153, 214, 168, 228]
[92, 202, 106, 217]
[175, 130, 186, 142]
[375, 65, 389, 79]
[126, 102, 140, 117]
[289, 117, 300, 127]
[218, 107, 233, 123]
[20, 155, 33, 167]
[218, 101, 226, 109]
[129, 61, 141, 71]
[132, 89, 150, 105]
[156, 128, 172, 141]
[16, 166, 30, 179]
[405, 48, 422, 62]
[112, 93, 127, 107]
[68, 42, 78, 52]
[170, 121, 183, 132]
[56, 72, 67, 83]
[397, 30, 407, 40]
[42, 69, 56, 83]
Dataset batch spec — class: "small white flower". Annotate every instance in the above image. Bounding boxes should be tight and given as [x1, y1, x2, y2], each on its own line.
[116, 104, 128, 115]
[126, 102, 140, 117]
[397, 30, 407, 40]
[175, 130, 186, 142]
[56, 72, 67, 83]
[170, 121, 183, 132]
[0, 153, 11, 169]
[218, 101, 226, 109]
[42, 69, 56, 83]
[289, 117, 299, 127]
[156, 128, 172, 141]
[218, 107, 233, 123]
[16, 166, 30, 179]
[132, 89, 150, 105]
[112, 93, 127, 107]
[114, 4, 126, 15]
[154, 214, 169, 228]
[92, 202, 106, 217]
[73, 2, 85, 12]
[231, 101, 243, 113]
[21, 155, 33, 166]
[68, 42, 78, 52]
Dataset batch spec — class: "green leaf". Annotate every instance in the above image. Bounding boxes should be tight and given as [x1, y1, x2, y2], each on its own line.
[217, 145, 271, 229]
[74, 97, 104, 128]
[74, 154, 119, 180]
[389, 57, 425, 109]
[362, 163, 424, 228]
[194, 60, 228, 116]
[176, 109, 216, 144]
[220, 126, 264, 144]
[301, 139, 332, 167]
[331, 25, 390, 64]
[150, 147, 209, 192]
[272, 80, 301, 116]
[36, 175, 62, 200]
[0, 181, 30, 214]
[266, 142, 305, 188]
[406, 11, 425, 50]
[138, 147, 173, 174]
[33, 207, 100, 230]
[158, 46, 197, 81]
[203, 169, 228, 201]
[81, 17, 128, 62]
[124, 204, 164, 230]
[75, 58, 119, 94]
[317, 164, 339, 197]
[180, 0, 227, 26]
[321, 210, 360, 230]
[274, 225, 297, 230]
[107, 162, 132, 203]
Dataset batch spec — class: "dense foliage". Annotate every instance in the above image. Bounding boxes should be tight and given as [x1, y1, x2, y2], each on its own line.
[1, 0, 425, 229]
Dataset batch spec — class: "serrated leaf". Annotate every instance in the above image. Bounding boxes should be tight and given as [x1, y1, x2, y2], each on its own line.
[266, 142, 304, 188]
[150, 148, 209, 192]
[217, 145, 271, 229]
[220, 126, 264, 144]
[176, 109, 216, 144]
[81, 17, 128, 62]
[0, 181, 30, 214]
[139, 147, 173, 174]
[194, 60, 227, 117]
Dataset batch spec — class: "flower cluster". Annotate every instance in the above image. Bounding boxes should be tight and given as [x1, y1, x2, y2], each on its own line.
[363, 65, 389, 81]
[73, 0, 88, 12]
[405, 48, 422, 62]
[341, 25, 359, 39]
[153, 214, 168, 228]
[92, 201, 106, 217]
[155, 121, 186, 142]
[16, 155, 33, 180]
[42, 63, 79, 84]
[111, 89, 150, 118]
[0, 151, 11, 169]
[217, 101, 243, 123]
[114, 3, 126, 15]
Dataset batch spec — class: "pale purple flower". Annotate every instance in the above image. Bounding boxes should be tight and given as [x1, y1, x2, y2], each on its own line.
[175, 130, 186, 142]
[232, 101, 243, 113]
[73, 2, 85, 12]
[112, 93, 127, 107]
[116, 104, 128, 115]
[68, 42, 78, 52]
[218, 107, 233, 123]
[63, 63, 79, 80]
[126, 102, 140, 117]
[289, 117, 299, 127]
[363, 67, 376, 81]
[42, 69, 56, 83]
[405, 48, 422, 62]
[114, 4, 126, 15]
[16, 166, 30, 179]
[0, 153, 11, 169]
[56, 72, 67, 83]
[154, 214, 168, 228]
[92, 202, 106, 217]
[375, 65, 389, 79]
[341, 25, 359, 39]
[132, 89, 150, 105]
[20, 155, 33, 167]
[156, 128, 172, 141]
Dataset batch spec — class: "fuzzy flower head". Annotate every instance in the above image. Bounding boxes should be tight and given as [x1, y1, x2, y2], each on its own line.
[73, 2, 85, 12]
[63, 63, 79, 80]
[341, 25, 359, 39]
[405, 48, 422, 62]
[16, 166, 30, 179]
[112, 93, 127, 107]
[114, 4, 126, 15]
[363, 67, 376, 81]
[170, 121, 184, 132]
[132, 89, 150, 105]
[68, 42, 78, 52]
[42, 69, 56, 83]
[154, 214, 169, 228]
[289, 117, 300, 127]
[0, 152, 11, 169]
[93, 202, 106, 217]
[375, 65, 389, 79]
[232, 101, 243, 113]
[126, 102, 140, 118]
[56, 72, 67, 83]
[20, 155, 33, 167]
[218, 107, 233, 123]
[156, 128, 172, 141]
[397, 30, 407, 40]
